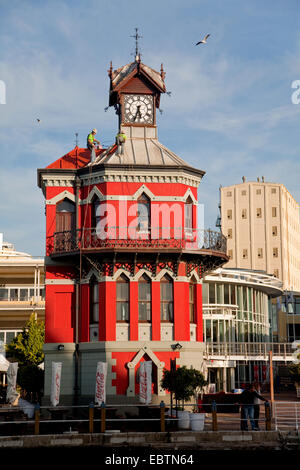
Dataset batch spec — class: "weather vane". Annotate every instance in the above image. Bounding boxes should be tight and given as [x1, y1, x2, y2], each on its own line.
[130, 27, 142, 60]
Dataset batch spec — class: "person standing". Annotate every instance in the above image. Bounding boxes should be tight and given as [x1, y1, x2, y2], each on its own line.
[87, 129, 101, 162]
[238, 383, 268, 431]
[253, 381, 264, 430]
[115, 131, 126, 155]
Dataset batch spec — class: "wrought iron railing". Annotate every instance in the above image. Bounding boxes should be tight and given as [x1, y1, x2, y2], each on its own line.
[48, 227, 227, 255]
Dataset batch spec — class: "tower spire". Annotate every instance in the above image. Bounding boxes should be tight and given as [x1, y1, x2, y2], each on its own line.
[130, 27, 142, 61]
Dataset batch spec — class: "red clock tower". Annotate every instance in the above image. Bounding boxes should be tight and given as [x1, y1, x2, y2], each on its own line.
[38, 54, 228, 404]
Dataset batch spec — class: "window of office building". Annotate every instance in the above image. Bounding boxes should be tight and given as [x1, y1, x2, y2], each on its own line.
[273, 247, 278, 258]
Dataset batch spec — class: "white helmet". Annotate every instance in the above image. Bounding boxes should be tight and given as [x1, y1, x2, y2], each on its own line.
[92, 128, 97, 133]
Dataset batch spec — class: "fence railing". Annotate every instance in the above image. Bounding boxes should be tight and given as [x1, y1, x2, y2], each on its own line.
[273, 401, 300, 431]
[0, 400, 286, 436]
[48, 227, 227, 255]
[205, 342, 294, 359]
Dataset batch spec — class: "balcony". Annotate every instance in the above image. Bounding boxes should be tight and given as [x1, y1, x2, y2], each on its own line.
[204, 342, 294, 361]
[48, 227, 227, 257]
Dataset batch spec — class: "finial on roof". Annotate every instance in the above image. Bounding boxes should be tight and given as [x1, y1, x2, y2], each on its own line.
[160, 63, 166, 81]
[130, 27, 142, 62]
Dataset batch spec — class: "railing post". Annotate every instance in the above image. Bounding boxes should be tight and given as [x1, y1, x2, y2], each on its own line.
[89, 402, 94, 434]
[34, 403, 40, 435]
[265, 401, 272, 431]
[101, 402, 106, 433]
[160, 401, 166, 432]
[212, 400, 218, 431]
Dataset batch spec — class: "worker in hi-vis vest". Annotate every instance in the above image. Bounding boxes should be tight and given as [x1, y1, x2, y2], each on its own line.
[87, 129, 100, 161]
[115, 131, 126, 155]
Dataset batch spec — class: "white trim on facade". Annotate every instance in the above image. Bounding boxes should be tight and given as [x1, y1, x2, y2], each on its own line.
[45, 190, 76, 205]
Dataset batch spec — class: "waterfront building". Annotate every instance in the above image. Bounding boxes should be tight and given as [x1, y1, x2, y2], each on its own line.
[202, 268, 284, 391]
[219, 178, 300, 343]
[0, 233, 45, 346]
[0, 233, 45, 385]
[37, 55, 228, 404]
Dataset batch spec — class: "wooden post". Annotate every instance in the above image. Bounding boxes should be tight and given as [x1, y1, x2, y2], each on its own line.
[89, 402, 94, 434]
[34, 404, 40, 435]
[212, 400, 218, 431]
[160, 401, 165, 432]
[265, 402, 272, 431]
[100, 402, 106, 433]
[269, 350, 274, 405]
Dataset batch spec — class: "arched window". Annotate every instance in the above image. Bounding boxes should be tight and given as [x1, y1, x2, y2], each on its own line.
[91, 197, 101, 236]
[56, 199, 75, 233]
[116, 274, 129, 322]
[90, 275, 99, 325]
[189, 281, 196, 323]
[160, 274, 173, 322]
[137, 193, 151, 233]
[185, 196, 193, 232]
[138, 274, 151, 322]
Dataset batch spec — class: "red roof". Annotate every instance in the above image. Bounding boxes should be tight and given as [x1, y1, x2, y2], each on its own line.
[46, 147, 105, 170]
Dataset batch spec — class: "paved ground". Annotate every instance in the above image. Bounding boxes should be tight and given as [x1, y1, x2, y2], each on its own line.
[203, 389, 300, 431]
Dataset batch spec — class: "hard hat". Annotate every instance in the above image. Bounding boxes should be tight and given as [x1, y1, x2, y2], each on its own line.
[92, 128, 97, 133]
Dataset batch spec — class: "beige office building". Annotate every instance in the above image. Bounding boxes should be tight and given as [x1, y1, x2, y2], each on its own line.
[0, 233, 45, 347]
[220, 177, 300, 292]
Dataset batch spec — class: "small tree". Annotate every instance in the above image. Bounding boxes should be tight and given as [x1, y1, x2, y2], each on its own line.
[6, 313, 45, 366]
[161, 366, 207, 409]
[6, 314, 45, 401]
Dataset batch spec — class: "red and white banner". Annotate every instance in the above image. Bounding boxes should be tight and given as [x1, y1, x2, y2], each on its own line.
[139, 361, 152, 404]
[6, 362, 18, 404]
[50, 362, 62, 407]
[95, 362, 107, 405]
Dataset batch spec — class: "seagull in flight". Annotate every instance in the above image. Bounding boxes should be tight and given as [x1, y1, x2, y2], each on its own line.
[196, 34, 210, 45]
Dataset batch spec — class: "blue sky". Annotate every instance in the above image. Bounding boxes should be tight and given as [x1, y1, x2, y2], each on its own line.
[1, 0, 300, 255]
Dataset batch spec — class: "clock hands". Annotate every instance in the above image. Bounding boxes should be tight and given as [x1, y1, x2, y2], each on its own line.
[134, 105, 142, 122]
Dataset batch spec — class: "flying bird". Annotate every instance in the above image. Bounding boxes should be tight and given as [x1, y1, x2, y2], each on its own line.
[196, 34, 210, 45]
[36, 118, 41, 123]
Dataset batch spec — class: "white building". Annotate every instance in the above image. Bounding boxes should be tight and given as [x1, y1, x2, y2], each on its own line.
[202, 267, 290, 391]
[0, 233, 45, 347]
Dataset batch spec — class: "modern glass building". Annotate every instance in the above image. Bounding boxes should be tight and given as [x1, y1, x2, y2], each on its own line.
[202, 268, 283, 391]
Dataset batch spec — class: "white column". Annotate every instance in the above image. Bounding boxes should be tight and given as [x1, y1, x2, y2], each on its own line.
[34, 267, 37, 303]
[37, 266, 40, 301]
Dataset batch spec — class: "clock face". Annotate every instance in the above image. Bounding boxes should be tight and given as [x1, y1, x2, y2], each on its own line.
[123, 94, 154, 124]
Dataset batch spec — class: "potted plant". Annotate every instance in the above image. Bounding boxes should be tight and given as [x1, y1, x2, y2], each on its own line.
[161, 366, 207, 430]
